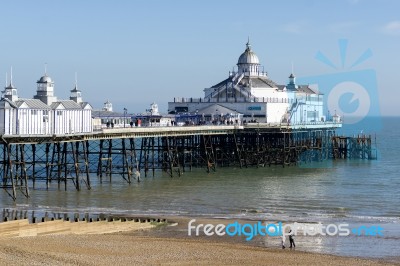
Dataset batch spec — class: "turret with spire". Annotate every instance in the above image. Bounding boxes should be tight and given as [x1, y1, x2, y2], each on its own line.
[289, 73, 295, 85]
[33, 64, 57, 105]
[2, 67, 19, 102]
[286, 62, 297, 90]
[70, 73, 83, 103]
[287, 73, 297, 91]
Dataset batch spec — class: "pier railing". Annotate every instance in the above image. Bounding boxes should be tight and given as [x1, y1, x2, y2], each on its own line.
[173, 97, 294, 104]
[1, 122, 345, 143]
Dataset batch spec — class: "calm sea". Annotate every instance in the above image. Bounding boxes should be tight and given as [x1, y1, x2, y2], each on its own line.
[1, 117, 399, 260]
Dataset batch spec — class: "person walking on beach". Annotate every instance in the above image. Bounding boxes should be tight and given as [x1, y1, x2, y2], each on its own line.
[289, 230, 295, 249]
[281, 234, 286, 249]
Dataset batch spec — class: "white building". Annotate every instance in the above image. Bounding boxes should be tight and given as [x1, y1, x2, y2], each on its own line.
[134, 102, 174, 127]
[92, 100, 131, 130]
[168, 40, 324, 124]
[0, 71, 92, 135]
[51, 100, 92, 134]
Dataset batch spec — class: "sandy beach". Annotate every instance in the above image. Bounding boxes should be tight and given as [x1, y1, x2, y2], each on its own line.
[0, 234, 397, 266]
[0, 217, 398, 266]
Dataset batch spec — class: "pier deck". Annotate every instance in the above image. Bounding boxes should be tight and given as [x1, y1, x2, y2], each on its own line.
[0, 122, 342, 144]
[1, 125, 242, 144]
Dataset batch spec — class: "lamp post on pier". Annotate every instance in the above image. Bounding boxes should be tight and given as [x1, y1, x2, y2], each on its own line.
[123, 108, 127, 128]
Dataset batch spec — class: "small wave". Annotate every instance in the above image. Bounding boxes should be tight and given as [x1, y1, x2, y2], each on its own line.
[240, 209, 263, 214]
[15, 204, 30, 208]
[343, 215, 400, 224]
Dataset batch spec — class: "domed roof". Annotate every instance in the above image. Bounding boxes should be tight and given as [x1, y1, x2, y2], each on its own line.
[237, 41, 260, 65]
[38, 75, 52, 83]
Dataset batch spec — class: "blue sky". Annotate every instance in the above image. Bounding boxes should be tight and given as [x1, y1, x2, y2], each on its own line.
[0, 0, 399, 115]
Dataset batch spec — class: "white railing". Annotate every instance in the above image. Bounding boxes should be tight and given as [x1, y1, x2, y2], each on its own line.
[173, 97, 294, 104]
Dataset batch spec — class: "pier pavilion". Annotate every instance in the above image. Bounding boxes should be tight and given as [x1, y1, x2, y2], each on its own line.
[168, 40, 325, 124]
[0, 70, 92, 135]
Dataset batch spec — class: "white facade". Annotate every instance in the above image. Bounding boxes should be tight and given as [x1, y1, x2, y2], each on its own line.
[0, 72, 92, 136]
[92, 100, 131, 130]
[0, 100, 17, 135]
[51, 101, 92, 134]
[16, 107, 52, 135]
[168, 41, 325, 124]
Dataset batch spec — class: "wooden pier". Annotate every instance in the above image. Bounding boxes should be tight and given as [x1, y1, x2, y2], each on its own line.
[0, 124, 375, 200]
